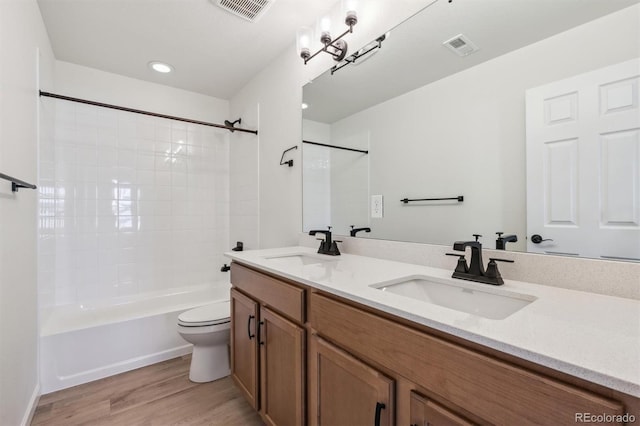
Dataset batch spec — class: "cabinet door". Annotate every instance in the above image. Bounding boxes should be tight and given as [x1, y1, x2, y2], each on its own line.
[260, 307, 305, 426]
[410, 391, 474, 426]
[309, 335, 394, 426]
[230, 288, 259, 410]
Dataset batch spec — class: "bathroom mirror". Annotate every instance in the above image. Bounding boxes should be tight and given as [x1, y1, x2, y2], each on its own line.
[302, 0, 640, 261]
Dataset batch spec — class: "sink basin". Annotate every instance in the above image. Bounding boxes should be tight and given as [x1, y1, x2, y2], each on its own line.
[263, 253, 337, 266]
[370, 276, 536, 320]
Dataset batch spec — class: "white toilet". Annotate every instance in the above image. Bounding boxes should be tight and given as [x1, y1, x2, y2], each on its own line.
[177, 300, 231, 383]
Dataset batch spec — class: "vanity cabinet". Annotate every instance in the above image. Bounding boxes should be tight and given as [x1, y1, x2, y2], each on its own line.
[308, 334, 394, 426]
[230, 261, 636, 426]
[230, 263, 305, 426]
[309, 292, 628, 425]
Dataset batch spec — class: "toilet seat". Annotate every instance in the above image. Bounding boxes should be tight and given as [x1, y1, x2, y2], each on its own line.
[178, 301, 230, 327]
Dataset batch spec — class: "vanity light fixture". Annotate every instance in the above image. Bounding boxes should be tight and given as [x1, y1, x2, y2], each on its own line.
[331, 32, 386, 75]
[149, 61, 174, 73]
[297, 0, 359, 65]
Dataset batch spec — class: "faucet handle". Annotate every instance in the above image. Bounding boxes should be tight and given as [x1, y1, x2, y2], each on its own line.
[488, 257, 514, 263]
[485, 257, 514, 283]
[446, 253, 468, 274]
[473, 234, 482, 241]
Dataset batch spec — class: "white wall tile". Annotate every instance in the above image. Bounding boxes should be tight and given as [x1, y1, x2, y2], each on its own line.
[40, 106, 230, 307]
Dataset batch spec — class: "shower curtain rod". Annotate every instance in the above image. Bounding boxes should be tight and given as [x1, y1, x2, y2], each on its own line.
[39, 91, 258, 135]
[302, 139, 368, 154]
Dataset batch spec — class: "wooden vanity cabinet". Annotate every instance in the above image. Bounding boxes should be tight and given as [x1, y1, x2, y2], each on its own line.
[230, 261, 636, 426]
[309, 291, 629, 426]
[230, 263, 305, 426]
[308, 334, 394, 426]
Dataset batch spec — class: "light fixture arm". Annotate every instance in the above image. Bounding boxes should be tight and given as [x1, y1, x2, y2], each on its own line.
[331, 33, 385, 75]
[302, 24, 353, 64]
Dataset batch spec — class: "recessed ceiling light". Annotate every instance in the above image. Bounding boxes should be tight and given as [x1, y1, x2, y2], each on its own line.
[149, 61, 173, 73]
[302, 103, 309, 110]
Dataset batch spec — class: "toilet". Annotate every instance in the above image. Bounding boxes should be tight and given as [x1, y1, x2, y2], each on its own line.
[177, 300, 231, 383]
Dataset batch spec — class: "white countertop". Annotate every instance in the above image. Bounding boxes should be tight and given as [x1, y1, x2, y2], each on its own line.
[225, 246, 640, 397]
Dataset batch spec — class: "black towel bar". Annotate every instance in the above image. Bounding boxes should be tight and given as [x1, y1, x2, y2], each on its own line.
[400, 196, 463, 204]
[0, 172, 37, 192]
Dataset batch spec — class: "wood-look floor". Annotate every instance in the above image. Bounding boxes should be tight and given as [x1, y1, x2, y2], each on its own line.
[31, 355, 264, 426]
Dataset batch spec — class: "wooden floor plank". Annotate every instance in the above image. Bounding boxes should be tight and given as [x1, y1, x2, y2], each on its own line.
[31, 356, 264, 426]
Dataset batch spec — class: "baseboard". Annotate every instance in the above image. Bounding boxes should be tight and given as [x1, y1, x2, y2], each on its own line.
[21, 383, 40, 426]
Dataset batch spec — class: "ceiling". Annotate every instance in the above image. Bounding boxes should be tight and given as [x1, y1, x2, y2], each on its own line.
[37, 0, 334, 99]
[303, 0, 640, 123]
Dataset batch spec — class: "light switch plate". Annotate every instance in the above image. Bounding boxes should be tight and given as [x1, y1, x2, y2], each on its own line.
[371, 195, 383, 218]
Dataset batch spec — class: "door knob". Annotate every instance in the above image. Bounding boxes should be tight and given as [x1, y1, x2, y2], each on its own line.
[531, 234, 553, 244]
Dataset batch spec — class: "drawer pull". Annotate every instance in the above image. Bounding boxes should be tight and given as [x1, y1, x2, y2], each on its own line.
[247, 315, 255, 340]
[374, 402, 386, 426]
[259, 320, 265, 345]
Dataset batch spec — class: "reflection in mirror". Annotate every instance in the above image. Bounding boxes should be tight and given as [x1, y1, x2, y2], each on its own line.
[302, 0, 640, 261]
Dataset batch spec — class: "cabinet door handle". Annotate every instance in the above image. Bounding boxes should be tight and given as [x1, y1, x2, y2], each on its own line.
[247, 315, 255, 340]
[374, 402, 386, 426]
[258, 320, 265, 345]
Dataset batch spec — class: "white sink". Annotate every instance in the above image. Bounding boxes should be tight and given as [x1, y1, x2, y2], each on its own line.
[263, 253, 338, 266]
[370, 275, 536, 320]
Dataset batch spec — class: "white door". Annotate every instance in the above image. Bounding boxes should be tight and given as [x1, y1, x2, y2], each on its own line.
[526, 59, 640, 261]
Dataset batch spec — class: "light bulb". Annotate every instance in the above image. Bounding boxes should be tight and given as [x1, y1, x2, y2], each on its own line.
[297, 27, 313, 60]
[317, 16, 332, 44]
[342, 0, 358, 27]
[148, 61, 173, 73]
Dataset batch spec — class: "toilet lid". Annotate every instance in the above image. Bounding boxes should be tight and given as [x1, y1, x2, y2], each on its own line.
[178, 301, 230, 327]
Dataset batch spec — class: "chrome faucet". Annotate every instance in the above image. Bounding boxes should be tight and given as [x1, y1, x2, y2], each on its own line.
[309, 227, 341, 256]
[448, 234, 513, 286]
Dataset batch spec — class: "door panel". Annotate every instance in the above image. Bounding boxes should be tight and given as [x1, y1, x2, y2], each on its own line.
[526, 58, 640, 260]
[309, 335, 394, 426]
[260, 307, 305, 426]
[230, 288, 259, 410]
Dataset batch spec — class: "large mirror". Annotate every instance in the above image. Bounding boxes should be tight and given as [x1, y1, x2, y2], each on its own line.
[302, 0, 640, 261]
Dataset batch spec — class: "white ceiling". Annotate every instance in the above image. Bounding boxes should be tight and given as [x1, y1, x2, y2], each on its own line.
[37, 0, 334, 99]
[37, 0, 640, 104]
[303, 0, 640, 123]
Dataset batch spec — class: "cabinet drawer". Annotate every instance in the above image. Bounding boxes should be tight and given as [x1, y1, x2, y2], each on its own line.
[231, 262, 305, 323]
[310, 292, 624, 425]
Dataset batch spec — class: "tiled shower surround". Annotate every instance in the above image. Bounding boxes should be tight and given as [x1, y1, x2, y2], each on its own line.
[38, 99, 230, 308]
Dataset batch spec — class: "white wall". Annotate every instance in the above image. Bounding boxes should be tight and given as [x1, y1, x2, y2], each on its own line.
[230, 0, 436, 248]
[39, 62, 231, 308]
[302, 119, 331, 232]
[0, 0, 54, 424]
[329, 5, 639, 248]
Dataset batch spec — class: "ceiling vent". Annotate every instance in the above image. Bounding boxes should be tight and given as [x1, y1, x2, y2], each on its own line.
[443, 34, 480, 57]
[215, 0, 275, 22]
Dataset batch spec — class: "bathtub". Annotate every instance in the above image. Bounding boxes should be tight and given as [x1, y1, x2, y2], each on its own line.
[39, 282, 230, 394]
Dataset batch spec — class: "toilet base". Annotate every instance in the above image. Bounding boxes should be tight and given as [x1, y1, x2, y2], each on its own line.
[189, 343, 230, 383]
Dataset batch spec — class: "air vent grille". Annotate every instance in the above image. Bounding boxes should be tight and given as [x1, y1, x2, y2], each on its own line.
[443, 34, 480, 57]
[215, 0, 274, 22]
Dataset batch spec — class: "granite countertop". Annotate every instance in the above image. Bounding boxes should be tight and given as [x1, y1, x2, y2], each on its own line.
[225, 246, 640, 397]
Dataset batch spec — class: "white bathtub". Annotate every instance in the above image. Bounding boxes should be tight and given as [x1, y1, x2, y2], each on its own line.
[39, 282, 230, 394]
